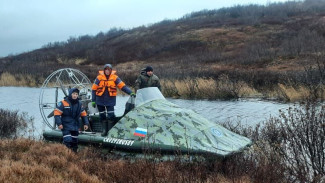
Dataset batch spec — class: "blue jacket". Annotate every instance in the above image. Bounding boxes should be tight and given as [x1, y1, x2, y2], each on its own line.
[54, 89, 89, 131]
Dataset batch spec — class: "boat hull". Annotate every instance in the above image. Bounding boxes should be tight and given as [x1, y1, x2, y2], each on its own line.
[43, 130, 230, 157]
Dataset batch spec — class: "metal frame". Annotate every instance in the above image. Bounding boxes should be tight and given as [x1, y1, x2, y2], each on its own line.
[39, 68, 92, 129]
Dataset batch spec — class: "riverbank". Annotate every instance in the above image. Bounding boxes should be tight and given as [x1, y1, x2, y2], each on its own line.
[161, 77, 325, 102]
[0, 108, 247, 182]
[0, 71, 324, 102]
[1, 101, 324, 182]
[0, 138, 246, 183]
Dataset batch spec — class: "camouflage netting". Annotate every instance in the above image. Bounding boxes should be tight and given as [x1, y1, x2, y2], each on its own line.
[108, 88, 252, 156]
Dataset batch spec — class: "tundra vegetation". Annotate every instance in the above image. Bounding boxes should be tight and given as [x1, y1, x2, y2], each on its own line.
[0, 99, 324, 182]
[0, 109, 34, 138]
[1, 0, 325, 181]
[0, 0, 324, 101]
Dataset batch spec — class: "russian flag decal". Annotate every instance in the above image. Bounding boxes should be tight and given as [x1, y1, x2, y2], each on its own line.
[134, 127, 147, 137]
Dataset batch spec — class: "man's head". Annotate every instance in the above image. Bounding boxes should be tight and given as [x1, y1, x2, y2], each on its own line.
[104, 64, 112, 75]
[145, 66, 153, 76]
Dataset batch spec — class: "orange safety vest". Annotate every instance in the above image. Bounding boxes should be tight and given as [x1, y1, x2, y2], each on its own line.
[91, 70, 126, 97]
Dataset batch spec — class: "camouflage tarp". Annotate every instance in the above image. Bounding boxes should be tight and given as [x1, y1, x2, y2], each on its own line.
[107, 87, 252, 156]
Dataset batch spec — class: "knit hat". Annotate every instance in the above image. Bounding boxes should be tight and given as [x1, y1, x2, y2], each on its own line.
[68, 88, 80, 104]
[69, 88, 80, 95]
[145, 66, 153, 72]
[104, 64, 112, 70]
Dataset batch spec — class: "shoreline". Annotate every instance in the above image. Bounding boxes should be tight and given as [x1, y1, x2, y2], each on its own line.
[1, 83, 324, 103]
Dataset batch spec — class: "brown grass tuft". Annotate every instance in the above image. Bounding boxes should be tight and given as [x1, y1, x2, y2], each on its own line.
[277, 83, 310, 102]
[0, 138, 253, 182]
[0, 72, 38, 87]
[161, 77, 259, 100]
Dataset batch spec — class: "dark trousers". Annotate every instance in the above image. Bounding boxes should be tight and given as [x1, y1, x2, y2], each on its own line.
[97, 105, 115, 121]
[62, 129, 79, 152]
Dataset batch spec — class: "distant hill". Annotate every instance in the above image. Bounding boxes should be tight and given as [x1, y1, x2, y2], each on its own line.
[0, 0, 324, 101]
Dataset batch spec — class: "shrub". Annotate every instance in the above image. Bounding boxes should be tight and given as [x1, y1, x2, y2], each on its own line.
[223, 101, 325, 182]
[0, 109, 29, 138]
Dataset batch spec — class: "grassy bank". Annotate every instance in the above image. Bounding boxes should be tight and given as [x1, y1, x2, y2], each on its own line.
[0, 139, 241, 183]
[1, 101, 325, 182]
[1, 70, 324, 102]
[0, 72, 40, 87]
[161, 77, 325, 101]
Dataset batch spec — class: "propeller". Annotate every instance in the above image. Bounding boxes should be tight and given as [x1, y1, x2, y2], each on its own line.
[47, 77, 68, 118]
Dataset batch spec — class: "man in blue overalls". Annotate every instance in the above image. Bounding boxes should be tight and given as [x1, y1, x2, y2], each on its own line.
[54, 88, 89, 152]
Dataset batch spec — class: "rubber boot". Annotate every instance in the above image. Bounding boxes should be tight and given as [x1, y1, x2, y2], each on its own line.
[107, 119, 114, 132]
[101, 120, 108, 137]
[71, 142, 78, 153]
[63, 141, 72, 149]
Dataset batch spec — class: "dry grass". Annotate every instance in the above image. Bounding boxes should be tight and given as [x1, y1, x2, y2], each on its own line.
[0, 139, 100, 183]
[276, 83, 311, 101]
[161, 76, 322, 101]
[0, 67, 321, 101]
[161, 77, 260, 100]
[0, 138, 249, 183]
[114, 60, 145, 73]
[2, 102, 324, 182]
[0, 72, 38, 87]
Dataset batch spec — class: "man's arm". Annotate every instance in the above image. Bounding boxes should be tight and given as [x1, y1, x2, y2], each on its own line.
[80, 109, 89, 130]
[54, 102, 64, 129]
[134, 76, 141, 92]
[91, 78, 100, 102]
[116, 77, 133, 95]
[157, 79, 161, 91]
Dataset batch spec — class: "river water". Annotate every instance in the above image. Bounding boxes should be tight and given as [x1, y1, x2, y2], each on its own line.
[0, 87, 292, 138]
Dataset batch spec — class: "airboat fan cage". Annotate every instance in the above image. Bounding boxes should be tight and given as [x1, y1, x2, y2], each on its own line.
[39, 68, 92, 129]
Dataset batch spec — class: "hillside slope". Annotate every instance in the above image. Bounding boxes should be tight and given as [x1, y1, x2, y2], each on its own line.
[0, 0, 324, 101]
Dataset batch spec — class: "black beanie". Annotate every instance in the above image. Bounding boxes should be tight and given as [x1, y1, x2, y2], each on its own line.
[145, 66, 153, 72]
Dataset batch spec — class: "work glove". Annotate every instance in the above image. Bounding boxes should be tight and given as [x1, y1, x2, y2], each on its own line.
[130, 92, 136, 97]
[91, 101, 96, 108]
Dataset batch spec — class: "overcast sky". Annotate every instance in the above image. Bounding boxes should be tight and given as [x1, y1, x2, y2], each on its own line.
[0, 0, 289, 57]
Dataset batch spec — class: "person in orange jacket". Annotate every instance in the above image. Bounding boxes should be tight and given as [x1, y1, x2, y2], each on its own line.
[91, 64, 135, 136]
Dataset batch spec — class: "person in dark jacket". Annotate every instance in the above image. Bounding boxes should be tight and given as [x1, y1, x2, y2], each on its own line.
[135, 66, 161, 92]
[91, 64, 135, 136]
[54, 88, 89, 152]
